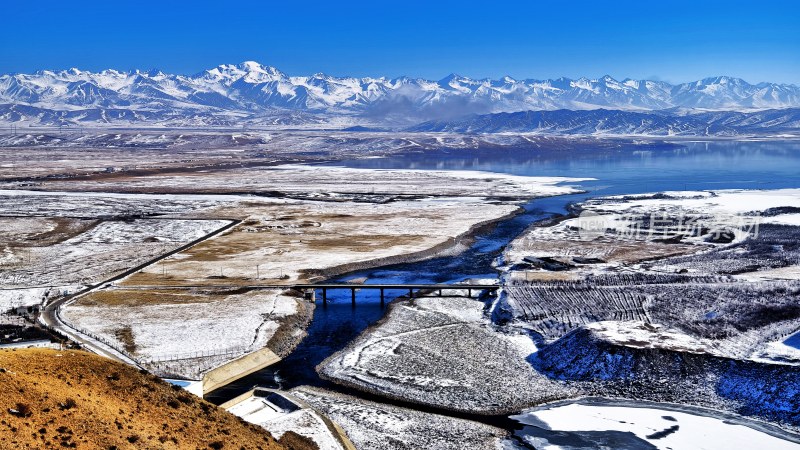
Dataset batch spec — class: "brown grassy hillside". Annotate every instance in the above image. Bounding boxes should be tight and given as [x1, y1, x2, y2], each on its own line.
[0, 348, 291, 450]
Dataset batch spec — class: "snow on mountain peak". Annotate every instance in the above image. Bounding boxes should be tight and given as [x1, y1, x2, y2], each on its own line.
[1, 62, 799, 126]
[237, 60, 283, 76]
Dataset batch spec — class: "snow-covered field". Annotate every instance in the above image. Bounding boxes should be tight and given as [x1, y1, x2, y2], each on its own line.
[512, 402, 800, 450]
[58, 193, 528, 379]
[591, 189, 800, 223]
[290, 386, 507, 450]
[570, 189, 800, 249]
[0, 218, 230, 288]
[227, 392, 345, 450]
[63, 288, 303, 379]
[501, 189, 800, 355]
[26, 163, 591, 199]
[320, 293, 574, 413]
[0, 190, 227, 217]
[504, 188, 800, 281]
[0, 288, 52, 312]
[124, 196, 523, 286]
[585, 321, 725, 356]
[753, 332, 800, 365]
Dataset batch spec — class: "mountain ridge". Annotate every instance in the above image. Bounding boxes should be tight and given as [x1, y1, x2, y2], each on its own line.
[3, 61, 800, 127]
[407, 108, 800, 136]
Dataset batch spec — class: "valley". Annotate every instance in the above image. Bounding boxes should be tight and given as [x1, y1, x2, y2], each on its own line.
[1, 132, 799, 450]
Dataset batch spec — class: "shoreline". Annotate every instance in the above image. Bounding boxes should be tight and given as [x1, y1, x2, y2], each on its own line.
[3, 127, 799, 141]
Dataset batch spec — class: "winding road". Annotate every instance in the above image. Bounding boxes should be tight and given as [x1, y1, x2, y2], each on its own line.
[39, 218, 241, 365]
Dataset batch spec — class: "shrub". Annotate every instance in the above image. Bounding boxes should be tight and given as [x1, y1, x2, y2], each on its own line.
[8, 403, 32, 417]
[59, 398, 77, 410]
[278, 431, 320, 450]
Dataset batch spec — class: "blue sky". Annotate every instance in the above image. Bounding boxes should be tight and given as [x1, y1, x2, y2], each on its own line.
[2, 0, 798, 84]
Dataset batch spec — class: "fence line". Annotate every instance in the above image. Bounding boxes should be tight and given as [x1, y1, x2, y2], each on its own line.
[55, 308, 250, 377]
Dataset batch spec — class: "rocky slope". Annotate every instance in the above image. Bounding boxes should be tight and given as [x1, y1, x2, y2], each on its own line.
[531, 323, 800, 429]
[0, 349, 303, 449]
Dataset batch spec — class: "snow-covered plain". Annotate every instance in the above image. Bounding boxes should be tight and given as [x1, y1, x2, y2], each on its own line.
[290, 386, 507, 450]
[500, 189, 800, 360]
[62, 288, 302, 378]
[227, 393, 345, 450]
[754, 332, 800, 365]
[0, 288, 51, 312]
[585, 321, 725, 356]
[0, 217, 230, 288]
[0, 190, 227, 218]
[319, 293, 573, 413]
[504, 188, 800, 282]
[593, 189, 800, 220]
[27, 163, 591, 200]
[125, 197, 522, 286]
[512, 402, 800, 450]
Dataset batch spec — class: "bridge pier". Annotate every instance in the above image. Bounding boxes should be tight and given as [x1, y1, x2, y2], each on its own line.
[282, 283, 499, 306]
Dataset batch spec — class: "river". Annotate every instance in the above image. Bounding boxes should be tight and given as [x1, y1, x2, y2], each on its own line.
[207, 139, 800, 448]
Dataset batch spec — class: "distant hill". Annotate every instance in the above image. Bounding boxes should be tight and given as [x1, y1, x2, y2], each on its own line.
[407, 108, 800, 136]
[0, 349, 303, 449]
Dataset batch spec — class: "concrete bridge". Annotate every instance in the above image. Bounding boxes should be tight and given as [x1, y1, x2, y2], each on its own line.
[110, 283, 501, 306]
[293, 283, 500, 305]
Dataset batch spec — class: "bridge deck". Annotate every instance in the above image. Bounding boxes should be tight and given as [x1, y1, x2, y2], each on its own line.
[108, 283, 499, 305]
[111, 283, 500, 290]
[294, 283, 499, 290]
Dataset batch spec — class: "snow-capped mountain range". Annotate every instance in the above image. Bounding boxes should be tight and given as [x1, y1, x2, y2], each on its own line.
[1, 61, 800, 127]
